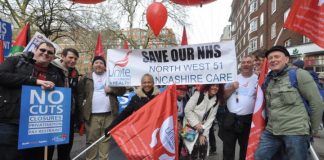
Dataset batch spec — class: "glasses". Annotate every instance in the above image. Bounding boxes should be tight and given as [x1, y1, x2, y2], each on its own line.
[39, 48, 54, 55]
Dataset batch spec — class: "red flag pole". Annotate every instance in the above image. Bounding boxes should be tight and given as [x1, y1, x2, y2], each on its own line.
[0, 40, 4, 64]
[72, 135, 110, 160]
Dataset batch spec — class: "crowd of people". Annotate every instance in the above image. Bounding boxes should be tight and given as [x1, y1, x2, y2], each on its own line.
[0, 42, 323, 160]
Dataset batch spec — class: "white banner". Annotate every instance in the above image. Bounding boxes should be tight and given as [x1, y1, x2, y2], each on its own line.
[23, 32, 61, 54]
[107, 41, 237, 86]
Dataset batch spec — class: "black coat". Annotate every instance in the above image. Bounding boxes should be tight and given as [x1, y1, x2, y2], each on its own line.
[0, 52, 64, 124]
[106, 86, 160, 132]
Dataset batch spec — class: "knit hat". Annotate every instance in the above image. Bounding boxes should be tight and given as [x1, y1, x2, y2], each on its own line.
[92, 56, 106, 67]
[265, 45, 290, 58]
[292, 59, 304, 69]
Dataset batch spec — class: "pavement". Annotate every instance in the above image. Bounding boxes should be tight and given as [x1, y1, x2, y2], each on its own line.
[60, 125, 324, 160]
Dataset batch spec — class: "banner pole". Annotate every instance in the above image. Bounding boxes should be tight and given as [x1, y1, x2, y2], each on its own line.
[310, 144, 319, 160]
[44, 146, 48, 160]
[274, 27, 284, 46]
[72, 135, 110, 160]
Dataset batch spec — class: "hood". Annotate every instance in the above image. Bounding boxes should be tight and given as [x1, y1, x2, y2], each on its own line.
[135, 86, 160, 98]
[51, 58, 68, 75]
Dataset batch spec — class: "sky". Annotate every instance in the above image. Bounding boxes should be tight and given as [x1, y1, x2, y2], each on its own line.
[174, 0, 233, 44]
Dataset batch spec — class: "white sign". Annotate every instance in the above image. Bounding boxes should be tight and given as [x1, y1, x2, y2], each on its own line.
[23, 32, 61, 54]
[107, 41, 237, 86]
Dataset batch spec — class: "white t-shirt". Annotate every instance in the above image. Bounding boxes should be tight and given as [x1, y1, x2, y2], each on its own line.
[226, 74, 258, 115]
[91, 72, 111, 113]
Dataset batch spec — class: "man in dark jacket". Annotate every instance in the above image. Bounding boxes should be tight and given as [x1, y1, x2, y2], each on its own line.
[49, 48, 80, 160]
[78, 56, 126, 160]
[0, 42, 64, 160]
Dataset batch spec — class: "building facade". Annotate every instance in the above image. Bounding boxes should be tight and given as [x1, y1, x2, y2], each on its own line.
[228, 0, 324, 73]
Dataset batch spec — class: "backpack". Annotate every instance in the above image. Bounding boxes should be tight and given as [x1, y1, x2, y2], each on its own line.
[263, 68, 324, 115]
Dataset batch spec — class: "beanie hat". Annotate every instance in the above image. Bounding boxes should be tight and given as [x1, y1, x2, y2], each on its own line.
[265, 45, 290, 58]
[292, 59, 304, 68]
[92, 56, 106, 67]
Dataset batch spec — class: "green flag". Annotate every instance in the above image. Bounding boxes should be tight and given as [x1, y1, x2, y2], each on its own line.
[10, 23, 30, 55]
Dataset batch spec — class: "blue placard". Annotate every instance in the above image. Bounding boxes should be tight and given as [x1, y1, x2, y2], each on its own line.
[117, 87, 166, 113]
[0, 19, 12, 57]
[18, 86, 71, 149]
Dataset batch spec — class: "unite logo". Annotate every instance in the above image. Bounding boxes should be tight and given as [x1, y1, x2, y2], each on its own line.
[149, 116, 176, 159]
[109, 50, 132, 86]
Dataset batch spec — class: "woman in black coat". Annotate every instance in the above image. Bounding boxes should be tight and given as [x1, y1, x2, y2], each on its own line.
[105, 73, 160, 134]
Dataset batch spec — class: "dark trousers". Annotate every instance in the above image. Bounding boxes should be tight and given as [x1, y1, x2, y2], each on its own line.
[222, 114, 252, 160]
[48, 115, 75, 160]
[209, 123, 216, 152]
[0, 123, 19, 160]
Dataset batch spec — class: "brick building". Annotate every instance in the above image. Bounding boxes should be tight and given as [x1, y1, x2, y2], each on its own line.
[228, 0, 324, 73]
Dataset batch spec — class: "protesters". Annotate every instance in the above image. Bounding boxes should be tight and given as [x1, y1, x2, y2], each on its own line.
[105, 73, 160, 133]
[0, 42, 64, 160]
[255, 46, 324, 160]
[176, 85, 190, 158]
[78, 56, 126, 160]
[222, 55, 258, 160]
[182, 84, 224, 160]
[49, 48, 80, 160]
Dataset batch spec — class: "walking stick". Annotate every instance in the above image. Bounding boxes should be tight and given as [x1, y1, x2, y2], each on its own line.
[310, 144, 319, 160]
[72, 135, 111, 160]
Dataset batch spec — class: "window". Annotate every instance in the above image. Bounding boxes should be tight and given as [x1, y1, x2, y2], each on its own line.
[303, 36, 311, 43]
[250, 18, 258, 33]
[260, 12, 264, 26]
[284, 39, 291, 47]
[232, 23, 236, 31]
[284, 9, 290, 22]
[244, 5, 246, 15]
[271, 0, 276, 14]
[243, 36, 246, 45]
[243, 20, 246, 30]
[260, 0, 264, 5]
[260, 34, 264, 47]
[271, 23, 276, 39]
[240, 14, 242, 22]
[249, 38, 258, 52]
[250, 0, 258, 13]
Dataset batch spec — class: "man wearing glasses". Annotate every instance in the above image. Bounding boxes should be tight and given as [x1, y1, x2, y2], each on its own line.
[0, 41, 64, 160]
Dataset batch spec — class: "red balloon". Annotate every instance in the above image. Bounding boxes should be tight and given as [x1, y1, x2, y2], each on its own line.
[71, 0, 105, 4]
[171, 0, 215, 6]
[146, 2, 168, 37]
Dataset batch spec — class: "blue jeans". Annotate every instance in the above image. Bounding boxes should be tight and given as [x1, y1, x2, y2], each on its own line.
[0, 123, 19, 160]
[255, 129, 310, 160]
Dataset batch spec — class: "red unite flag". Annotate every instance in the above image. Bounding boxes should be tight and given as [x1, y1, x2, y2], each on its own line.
[95, 34, 105, 57]
[246, 59, 269, 160]
[181, 26, 188, 46]
[284, 0, 324, 48]
[110, 85, 178, 160]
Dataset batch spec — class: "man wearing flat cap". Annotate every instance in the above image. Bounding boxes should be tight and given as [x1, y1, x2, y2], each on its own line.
[254, 46, 323, 160]
[78, 56, 125, 160]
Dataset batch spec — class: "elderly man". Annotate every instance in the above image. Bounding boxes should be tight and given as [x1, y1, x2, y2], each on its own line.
[0, 42, 64, 160]
[255, 46, 323, 160]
